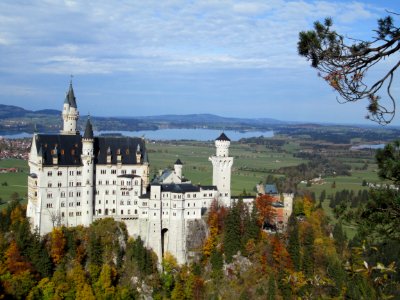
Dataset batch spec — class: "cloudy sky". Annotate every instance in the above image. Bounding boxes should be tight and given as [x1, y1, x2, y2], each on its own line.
[1, 0, 400, 125]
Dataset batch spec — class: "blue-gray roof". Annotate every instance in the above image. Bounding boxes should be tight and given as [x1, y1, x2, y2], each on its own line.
[265, 184, 278, 195]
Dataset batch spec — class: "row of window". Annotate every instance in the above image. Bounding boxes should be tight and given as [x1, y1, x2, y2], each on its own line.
[47, 170, 82, 177]
[99, 169, 136, 175]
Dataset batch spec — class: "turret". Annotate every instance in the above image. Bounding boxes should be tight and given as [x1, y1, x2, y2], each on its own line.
[81, 118, 94, 226]
[209, 133, 233, 206]
[61, 81, 79, 135]
[174, 159, 183, 179]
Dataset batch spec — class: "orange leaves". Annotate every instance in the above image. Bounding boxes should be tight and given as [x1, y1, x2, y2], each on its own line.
[271, 235, 292, 271]
[255, 194, 277, 226]
[4, 241, 32, 275]
[50, 227, 66, 265]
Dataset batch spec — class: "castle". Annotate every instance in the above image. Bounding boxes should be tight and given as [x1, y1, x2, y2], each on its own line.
[26, 82, 234, 264]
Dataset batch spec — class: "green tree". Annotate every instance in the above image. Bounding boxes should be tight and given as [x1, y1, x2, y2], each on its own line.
[298, 16, 400, 124]
[223, 200, 243, 262]
[287, 215, 301, 271]
[302, 226, 315, 277]
[359, 141, 400, 240]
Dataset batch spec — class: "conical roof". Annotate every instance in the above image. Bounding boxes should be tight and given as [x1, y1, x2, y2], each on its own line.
[216, 132, 230, 141]
[83, 118, 93, 139]
[175, 158, 183, 165]
[67, 82, 77, 108]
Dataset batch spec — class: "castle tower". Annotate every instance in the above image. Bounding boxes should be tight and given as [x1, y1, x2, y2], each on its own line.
[81, 118, 94, 226]
[209, 133, 233, 206]
[174, 159, 183, 180]
[61, 82, 79, 135]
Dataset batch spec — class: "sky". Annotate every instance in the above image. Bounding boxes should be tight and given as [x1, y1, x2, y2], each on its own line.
[0, 0, 400, 125]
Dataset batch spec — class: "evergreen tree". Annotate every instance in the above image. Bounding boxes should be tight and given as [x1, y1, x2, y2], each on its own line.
[333, 222, 347, 255]
[287, 215, 301, 271]
[223, 201, 243, 262]
[302, 226, 315, 277]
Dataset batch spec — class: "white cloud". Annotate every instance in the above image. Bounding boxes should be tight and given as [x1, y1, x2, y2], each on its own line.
[0, 0, 396, 76]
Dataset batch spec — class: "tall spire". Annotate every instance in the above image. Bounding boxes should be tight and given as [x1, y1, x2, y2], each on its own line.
[83, 117, 94, 139]
[67, 81, 77, 108]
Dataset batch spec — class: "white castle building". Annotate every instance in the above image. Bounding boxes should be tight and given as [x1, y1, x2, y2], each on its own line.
[26, 83, 234, 264]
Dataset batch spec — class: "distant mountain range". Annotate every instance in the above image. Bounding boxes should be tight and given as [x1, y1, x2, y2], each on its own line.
[0, 104, 286, 133]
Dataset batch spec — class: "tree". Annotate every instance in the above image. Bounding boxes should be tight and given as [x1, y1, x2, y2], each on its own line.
[298, 15, 400, 124]
[359, 140, 400, 240]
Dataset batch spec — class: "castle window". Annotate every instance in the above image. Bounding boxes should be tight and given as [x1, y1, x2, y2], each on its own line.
[112, 209, 115, 214]
[98, 209, 102, 214]
[113, 200, 115, 204]
[193, 194, 197, 198]
[61, 192, 65, 197]
[61, 202, 65, 207]
[203, 193, 207, 197]
[121, 210, 124, 214]
[173, 204, 176, 208]
[62, 212, 65, 217]
[142, 202, 147, 206]
[69, 202, 73, 207]
[69, 212, 73, 217]
[113, 180, 116, 185]
[105, 190, 109, 195]
[47, 171, 52, 176]
[187, 212, 189, 215]
[134, 209, 137, 214]
[106, 200, 108, 204]
[77, 202, 80, 206]
[128, 209, 131, 214]
[188, 203, 190, 207]
[69, 182, 73, 187]
[127, 181, 131, 186]
[134, 180, 138, 185]
[48, 182, 52, 187]
[111, 170, 116, 174]
[112, 190, 116, 195]
[58, 171, 62, 176]
[46, 203, 53, 208]
[61, 149, 65, 155]
[209, 193, 212, 197]
[98, 180, 102, 185]
[47, 193, 52, 199]
[69, 191, 73, 197]
[77, 192, 81, 197]
[120, 201, 124, 205]
[121, 170, 126, 175]
[99, 200, 101, 204]
[187, 194, 190, 198]
[58, 182, 62, 187]
[173, 213, 176, 216]
[101, 170, 106, 174]
[154, 213, 156, 216]
[106, 180, 109, 185]
[127, 201, 131, 205]
[69, 170, 74, 176]
[154, 204, 156, 208]
[76, 182, 81, 187]
[77, 170, 81, 175]
[76, 212, 81, 216]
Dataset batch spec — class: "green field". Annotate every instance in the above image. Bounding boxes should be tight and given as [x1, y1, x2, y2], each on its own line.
[147, 141, 304, 195]
[0, 140, 381, 226]
[0, 159, 29, 207]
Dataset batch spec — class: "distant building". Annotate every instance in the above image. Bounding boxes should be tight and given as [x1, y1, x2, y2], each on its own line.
[26, 82, 234, 264]
[257, 183, 293, 232]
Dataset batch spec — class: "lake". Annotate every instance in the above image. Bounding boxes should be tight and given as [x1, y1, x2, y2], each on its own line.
[1, 128, 273, 141]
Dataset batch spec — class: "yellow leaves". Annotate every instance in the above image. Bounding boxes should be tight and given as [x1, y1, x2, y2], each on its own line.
[162, 252, 178, 273]
[10, 206, 23, 225]
[50, 227, 66, 265]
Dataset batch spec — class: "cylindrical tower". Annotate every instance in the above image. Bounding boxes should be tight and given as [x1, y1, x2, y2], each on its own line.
[208, 133, 233, 206]
[81, 118, 94, 226]
[61, 82, 79, 135]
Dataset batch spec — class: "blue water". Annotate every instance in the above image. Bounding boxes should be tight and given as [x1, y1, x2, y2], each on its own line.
[1, 128, 273, 141]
